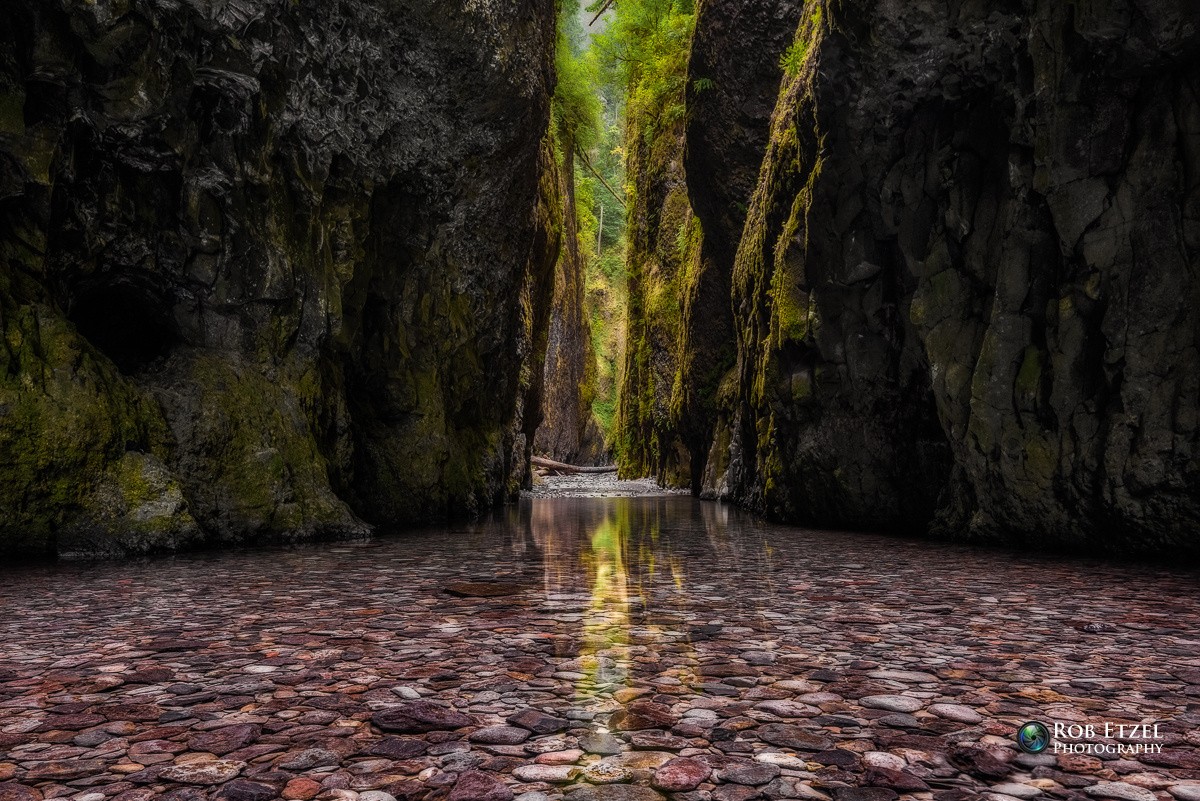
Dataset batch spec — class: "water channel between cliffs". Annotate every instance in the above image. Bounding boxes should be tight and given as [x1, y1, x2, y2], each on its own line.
[1, 492, 1199, 798]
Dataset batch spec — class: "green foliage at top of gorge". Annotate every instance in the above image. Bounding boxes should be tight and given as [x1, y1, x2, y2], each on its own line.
[545, 0, 631, 448]
[590, 0, 696, 142]
[594, 0, 702, 481]
[545, 0, 701, 457]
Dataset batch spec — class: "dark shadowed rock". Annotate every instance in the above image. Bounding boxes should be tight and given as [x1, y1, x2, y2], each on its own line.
[449, 771, 514, 801]
[369, 738, 429, 759]
[444, 583, 526, 598]
[756, 724, 832, 751]
[0, 0, 560, 557]
[700, 0, 1200, 553]
[0, 784, 42, 801]
[508, 708, 569, 734]
[187, 724, 260, 755]
[610, 700, 676, 731]
[373, 701, 474, 733]
[216, 780, 277, 801]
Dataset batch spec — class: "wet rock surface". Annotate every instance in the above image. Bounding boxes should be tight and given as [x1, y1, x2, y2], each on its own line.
[705, 0, 1200, 551]
[1, 496, 1198, 800]
[0, 0, 559, 555]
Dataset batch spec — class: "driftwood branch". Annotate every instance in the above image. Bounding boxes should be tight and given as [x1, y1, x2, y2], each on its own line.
[532, 455, 617, 475]
[575, 146, 626, 211]
[588, 0, 616, 27]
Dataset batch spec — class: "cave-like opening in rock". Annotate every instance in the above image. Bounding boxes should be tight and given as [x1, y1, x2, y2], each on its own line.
[69, 279, 179, 375]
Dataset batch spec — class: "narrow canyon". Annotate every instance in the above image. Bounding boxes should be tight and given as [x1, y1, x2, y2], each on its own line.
[1, 0, 1197, 558]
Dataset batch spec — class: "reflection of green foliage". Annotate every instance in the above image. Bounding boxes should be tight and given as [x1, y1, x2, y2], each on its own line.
[580, 509, 631, 691]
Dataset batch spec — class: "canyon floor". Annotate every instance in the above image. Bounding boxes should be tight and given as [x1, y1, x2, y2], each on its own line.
[1, 493, 1198, 801]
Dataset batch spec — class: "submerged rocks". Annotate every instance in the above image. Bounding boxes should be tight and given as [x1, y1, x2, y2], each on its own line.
[609, 701, 676, 732]
[2, 501, 1197, 801]
[372, 702, 474, 733]
[450, 771, 514, 801]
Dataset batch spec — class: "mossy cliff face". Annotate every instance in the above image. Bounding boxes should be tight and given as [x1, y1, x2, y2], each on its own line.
[616, 0, 805, 493]
[615, 112, 697, 486]
[707, 0, 1200, 552]
[535, 139, 606, 465]
[0, 0, 559, 555]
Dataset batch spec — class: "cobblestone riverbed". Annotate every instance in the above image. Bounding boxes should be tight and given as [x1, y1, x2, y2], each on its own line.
[1, 495, 1198, 801]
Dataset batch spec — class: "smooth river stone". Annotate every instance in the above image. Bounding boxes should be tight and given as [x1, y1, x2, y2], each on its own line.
[927, 703, 982, 723]
[609, 700, 675, 731]
[564, 786, 665, 801]
[1084, 783, 1158, 801]
[717, 761, 782, 786]
[468, 726, 531, 745]
[444, 582, 526, 597]
[1169, 788, 1200, 801]
[513, 765, 580, 783]
[186, 723, 260, 755]
[449, 771, 514, 801]
[535, 749, 583, 765]
[754, 700, 821, 718]
[989, 783, 1043, 798]
[580, 732, 625, 755]
[372, 701, 474, 733]
[582, 761, 632, 784]
[508, 709, 569, 734]
[159, 759, 246, 785]
[757, 724, 833, 751]
[653, 757, 712, 791]
[858, 695, 924, 713]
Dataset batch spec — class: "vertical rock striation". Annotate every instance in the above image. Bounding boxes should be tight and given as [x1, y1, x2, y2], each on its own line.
[616, 0, 806, 492]
[705, 0, 1200, 552]
[535, 136, 605, 465]
[0, 0, 559, 555]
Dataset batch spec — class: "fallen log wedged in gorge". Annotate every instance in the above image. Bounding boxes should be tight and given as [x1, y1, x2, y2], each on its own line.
[531, 455, 618, 474]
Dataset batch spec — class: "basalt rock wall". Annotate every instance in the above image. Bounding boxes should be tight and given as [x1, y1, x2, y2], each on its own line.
[0, 0, 559, 555]
[702, 0, 1200, 552]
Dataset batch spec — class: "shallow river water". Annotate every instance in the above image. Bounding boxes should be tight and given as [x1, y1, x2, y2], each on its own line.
[1, 495, 1198, 801]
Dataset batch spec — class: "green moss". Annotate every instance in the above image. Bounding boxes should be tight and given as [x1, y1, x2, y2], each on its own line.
[1022, 436, 1057, 484]
[1015, 346, 1045, 397]
[0, 305, 172, 553]
[175, 353, 355, 534]
[0, 87, 24, 137]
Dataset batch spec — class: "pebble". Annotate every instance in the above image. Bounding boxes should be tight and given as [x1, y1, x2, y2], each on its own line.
[579, 732, 625, 755]
[927, 703, 982, 723]
[652, 757, 711, 791]
[513, 765, 579, 783]
[0, 497, 1195, 801]
[468, 725, 531, 745]
[1084, 783, 1158, 801]
[858, 695, 924, 713]
[448, 771, 512, 801]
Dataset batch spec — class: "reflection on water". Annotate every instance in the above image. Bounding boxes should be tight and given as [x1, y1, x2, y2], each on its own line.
[523, 498, 784, 710]
[2, 494, 1197, 735]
